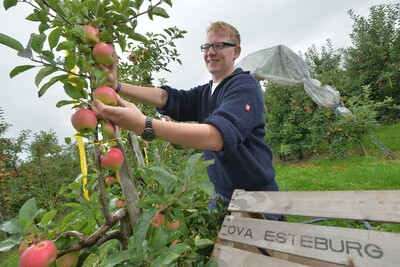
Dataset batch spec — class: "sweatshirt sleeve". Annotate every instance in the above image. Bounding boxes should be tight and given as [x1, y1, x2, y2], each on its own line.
[156, 85, 203, 121]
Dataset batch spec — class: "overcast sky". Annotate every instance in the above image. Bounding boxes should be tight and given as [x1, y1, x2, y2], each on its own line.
[0, 0, 398, 146]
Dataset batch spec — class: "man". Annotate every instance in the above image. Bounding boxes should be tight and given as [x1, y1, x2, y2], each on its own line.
[91, 21, 279, 212]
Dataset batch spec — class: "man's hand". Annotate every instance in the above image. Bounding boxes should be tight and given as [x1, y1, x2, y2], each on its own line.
[91, 96, 146, 134]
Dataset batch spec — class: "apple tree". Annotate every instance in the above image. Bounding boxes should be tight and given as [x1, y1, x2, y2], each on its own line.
[0, 0, 222, 266]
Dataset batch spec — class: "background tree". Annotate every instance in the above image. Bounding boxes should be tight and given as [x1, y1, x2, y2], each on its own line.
[343, 3, 400, 123]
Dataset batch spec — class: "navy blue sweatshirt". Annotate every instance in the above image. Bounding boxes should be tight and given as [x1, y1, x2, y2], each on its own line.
[157, 68, 278, 199]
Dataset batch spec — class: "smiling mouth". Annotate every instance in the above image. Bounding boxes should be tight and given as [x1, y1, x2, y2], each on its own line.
[208, 59, 219, 63]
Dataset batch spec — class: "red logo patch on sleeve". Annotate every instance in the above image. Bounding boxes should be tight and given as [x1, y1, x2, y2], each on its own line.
[245, 104, 251, 112]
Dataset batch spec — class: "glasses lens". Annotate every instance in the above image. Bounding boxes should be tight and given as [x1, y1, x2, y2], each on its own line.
[213, 42, 225, 50]
[201, 44, 210, 52]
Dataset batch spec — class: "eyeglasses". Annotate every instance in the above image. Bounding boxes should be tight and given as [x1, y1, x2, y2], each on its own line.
[200, 42, 237, 52]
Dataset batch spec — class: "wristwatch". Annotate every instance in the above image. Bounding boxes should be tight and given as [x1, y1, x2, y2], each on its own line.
[141, 116, 155, 141]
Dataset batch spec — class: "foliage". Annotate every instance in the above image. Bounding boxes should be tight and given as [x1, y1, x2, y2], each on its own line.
[0, 0, 224, 266]
[0, 127, 80, 222]
[0, 153, 223, 266]
[343, 3, 400, 123]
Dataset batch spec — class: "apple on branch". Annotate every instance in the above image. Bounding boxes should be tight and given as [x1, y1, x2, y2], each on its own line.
[105, 176, 117, 185]
[83, 25, 100, 44]
[115, 199, 125, 208]
[71, 108, 98, 134]
[100, 148, 124, 170]
[165, 219, 180, 231]
[101, 121, 116, 138]
[19, 240, 58, 267]
[93, 42, 117, 66]
[93, 86, 118, 106]
[151, 213, 165, 228]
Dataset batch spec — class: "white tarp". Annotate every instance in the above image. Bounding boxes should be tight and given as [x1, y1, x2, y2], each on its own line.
[236, 44, 343, 110]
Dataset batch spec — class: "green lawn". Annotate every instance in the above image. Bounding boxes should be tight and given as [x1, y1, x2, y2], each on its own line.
[273, 122, 400, 231]
[275, 121, 400, 191]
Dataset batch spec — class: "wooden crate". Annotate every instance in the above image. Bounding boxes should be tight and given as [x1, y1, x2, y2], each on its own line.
[212, 189, 400, 267]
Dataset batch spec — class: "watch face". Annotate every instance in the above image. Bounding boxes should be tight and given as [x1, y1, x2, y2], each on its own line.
[142, 128, 155, 141]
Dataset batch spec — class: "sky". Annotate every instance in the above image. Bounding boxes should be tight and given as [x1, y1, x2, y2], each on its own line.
[0, 0, 398, 146]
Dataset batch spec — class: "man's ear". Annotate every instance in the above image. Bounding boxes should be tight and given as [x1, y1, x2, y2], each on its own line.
[234, 45, 241, 59]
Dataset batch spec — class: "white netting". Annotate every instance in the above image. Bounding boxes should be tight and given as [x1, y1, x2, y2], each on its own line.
[236, 44, 342, 109]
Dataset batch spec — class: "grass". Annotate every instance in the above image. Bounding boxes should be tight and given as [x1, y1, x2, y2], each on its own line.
[273, 121, 400, 232]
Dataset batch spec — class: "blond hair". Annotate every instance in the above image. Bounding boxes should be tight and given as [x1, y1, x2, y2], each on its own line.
[207, 21, 241, 45]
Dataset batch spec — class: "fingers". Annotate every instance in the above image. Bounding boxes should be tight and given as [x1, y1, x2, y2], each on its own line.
[116, 95, 132, 107]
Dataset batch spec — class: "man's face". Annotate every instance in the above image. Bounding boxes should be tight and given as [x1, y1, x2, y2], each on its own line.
[203, 31, 240, 82]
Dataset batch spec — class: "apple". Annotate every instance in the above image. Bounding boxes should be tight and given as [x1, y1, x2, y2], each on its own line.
[105, 176, 117, 185]
[170, 239, 179, 246]
[101, 121, 116, 137]
[100, 148, 124, 170]
[151, 213, 165, 228]
[93, 42, 117, 66]
[71, 109, 98, 133]
[115, 199, 125, 208]
[19, 240, 57, 267]
[93, 86, 118, 106]
[83, 25, 99, 44]
[55, 251, 79, 267]
[165, 220, 180, 231]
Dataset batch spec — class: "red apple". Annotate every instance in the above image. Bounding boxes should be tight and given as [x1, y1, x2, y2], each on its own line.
[101, 121, 116, 137]
[115, 199, 125, 208]
[165, 220, 180, 231]
[83, 25, 99, 44]
[55, 251, 79, 267]
[19, 240, 57, 267]
[105, 176, 117, 185]
[93, 42, 117, 66]
[100, 148, 124, 170]
[151, 213, 165, 228]
[71, 109, 98, 133]
[93, 86, 118, 106]
[170, 239, 179, 246]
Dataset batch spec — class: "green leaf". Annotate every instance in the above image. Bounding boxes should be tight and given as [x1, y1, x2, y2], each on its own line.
[38, 74, 69, 97]
[1, 218, 22, 234]
[31, 33, 46, 53]
[133, 209, 155, 248]
[0, 235, 22, 252]
[103, 250, 142, 267]
[150, 252, 180, 267]
[3, 0, 18, 10]
[133, 0, 145, 9]
[168, 243, 191, 255]
[195, 180, 215, 197]
[33, 9, 49, 24]
[184, 153, 203, 177]
[164, 0, 172, 7]
[71, 25, 86, 42]
[9, 65, 36, 78]
[129, 32, 148, 43]
[35, 66, 58, 87]
[39, 210, 57, 227]
[26, 13, 39, 22]
[19, 198, 42, 234]
[56, 100, 76, 108]
[64, 83, 85, 100]
[0, 33, 24, 52]
[17, 48, 33, 59]
[195, 238, 214, 249]
[152, 7, 169, 18]
[48, 27, 62, 50]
